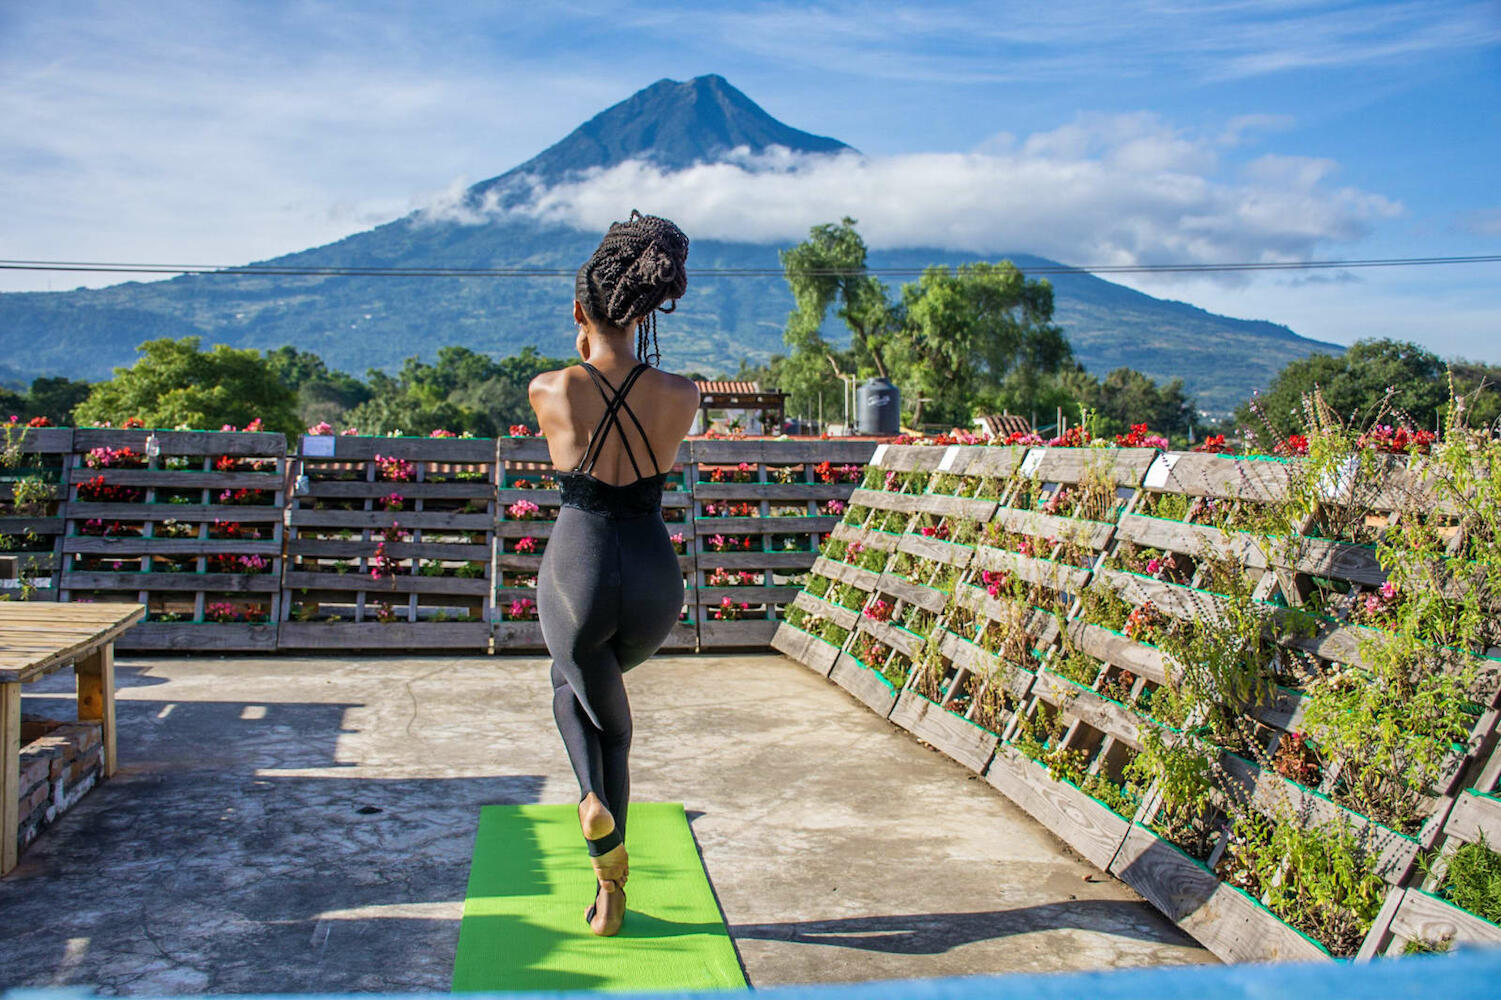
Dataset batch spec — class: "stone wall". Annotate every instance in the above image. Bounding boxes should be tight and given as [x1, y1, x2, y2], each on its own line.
[16, 714, 103, 858]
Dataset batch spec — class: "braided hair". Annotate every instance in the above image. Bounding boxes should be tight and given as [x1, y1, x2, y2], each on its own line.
[575, 210, 689, 367]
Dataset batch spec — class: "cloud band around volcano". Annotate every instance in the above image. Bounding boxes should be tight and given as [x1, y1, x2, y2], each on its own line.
[424, 115, 1402, 283]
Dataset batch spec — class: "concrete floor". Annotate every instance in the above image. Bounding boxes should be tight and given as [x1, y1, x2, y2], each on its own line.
[1, 652, 1210, 993]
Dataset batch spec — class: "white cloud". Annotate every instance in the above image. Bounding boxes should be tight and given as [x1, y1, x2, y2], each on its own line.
[466, 114, 1400, 278]
[635, 0, 1501, 85]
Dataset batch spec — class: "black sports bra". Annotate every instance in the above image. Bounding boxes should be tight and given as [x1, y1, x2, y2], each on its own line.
[557, 362, 667, 517]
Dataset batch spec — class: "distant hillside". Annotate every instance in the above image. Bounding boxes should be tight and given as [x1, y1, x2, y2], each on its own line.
[0, 74, 1338, 414]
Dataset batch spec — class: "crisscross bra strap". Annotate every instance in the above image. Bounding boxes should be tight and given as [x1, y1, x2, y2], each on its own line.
[573, 362, 663, 478]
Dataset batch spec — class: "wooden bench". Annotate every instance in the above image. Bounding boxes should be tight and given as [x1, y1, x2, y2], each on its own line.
[1, 602, 144, 874]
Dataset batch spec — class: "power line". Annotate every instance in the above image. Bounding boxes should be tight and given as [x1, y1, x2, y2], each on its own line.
[1, 253, 1499, 279]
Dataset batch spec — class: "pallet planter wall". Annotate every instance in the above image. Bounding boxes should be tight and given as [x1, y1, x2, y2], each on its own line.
[771, 442, 1501, 964]
[59, 430, 287, 650]
[0, 427, 73, 602]
[280, 435, 495, 650]
[494, 436, 699, 653]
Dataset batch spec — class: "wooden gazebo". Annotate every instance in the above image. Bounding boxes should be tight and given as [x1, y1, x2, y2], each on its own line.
[694, 380, 788, 435]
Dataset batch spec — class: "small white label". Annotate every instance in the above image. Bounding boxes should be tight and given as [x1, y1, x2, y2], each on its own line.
[869, 443, 889, 466]
[938, 445, 962, 471]
[1144, 453, 1180, 490]
[301, 435, 336, 458]
[294, 473, 311, 495]
[144, 434, 160, 459]
[1318, 456, 1359, 502]
[1019, 448, 1044, 476]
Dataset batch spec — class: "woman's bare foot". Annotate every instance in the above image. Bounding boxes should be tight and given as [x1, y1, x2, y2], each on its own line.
[579, 793, 628, 884]
[586, 878, 626, 936]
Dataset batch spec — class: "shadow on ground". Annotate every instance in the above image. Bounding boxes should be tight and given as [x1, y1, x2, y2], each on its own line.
[731, 900, 1194, 954]
[4, 668, 545, 994]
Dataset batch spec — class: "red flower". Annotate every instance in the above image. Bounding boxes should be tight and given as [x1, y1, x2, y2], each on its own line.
[1274, 434, 1310, 457]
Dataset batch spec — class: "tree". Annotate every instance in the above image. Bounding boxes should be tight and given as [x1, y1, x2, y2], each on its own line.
[74, 337, 300, 434]
[340, 345, 573, 435]
[890, 262, 1070, 426]
[265, 346, 371, 427]
[1084, 367, 1195, 439]
[1233, 339, 1485, 439]
[27, 376, 93, 426]
[776, 218, 899, 421]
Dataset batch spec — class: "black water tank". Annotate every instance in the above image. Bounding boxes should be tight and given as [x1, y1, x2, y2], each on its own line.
[857, 377, 901, 435]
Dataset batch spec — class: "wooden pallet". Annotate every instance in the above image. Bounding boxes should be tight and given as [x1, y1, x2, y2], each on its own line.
[0, 427, 73, 603]
[1372, 726, 1501, 954]
[1108, 819, 1333, 963]
[61, 429, 286, 650]
[692, 439, 873, 647]
[280, 434, 494, 650]
[828, 650, 901, 717]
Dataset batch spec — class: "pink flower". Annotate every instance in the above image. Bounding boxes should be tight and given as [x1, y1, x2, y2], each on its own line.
[515, 536, 537, 553]
[245, 418, 264, 432]
[507, 499, 540, 520]
[1146, 557, 1163, 575]
[307, 421, 333, 436]
[340, 428, 359, 436]
[1379, 581, 1397, 600]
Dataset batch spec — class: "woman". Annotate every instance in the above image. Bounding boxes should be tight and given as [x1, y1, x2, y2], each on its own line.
[526, 211, 700, 936]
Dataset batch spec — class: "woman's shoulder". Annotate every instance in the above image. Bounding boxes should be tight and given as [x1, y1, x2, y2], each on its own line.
[648, 368, 701, 401]
[527, 365, 575, 399]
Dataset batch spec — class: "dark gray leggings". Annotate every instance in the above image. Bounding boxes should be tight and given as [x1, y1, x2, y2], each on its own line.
[537, 505, 684, 842]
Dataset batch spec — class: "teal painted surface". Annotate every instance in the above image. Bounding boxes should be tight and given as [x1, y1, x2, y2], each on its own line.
[7, 947, 1500, 1000]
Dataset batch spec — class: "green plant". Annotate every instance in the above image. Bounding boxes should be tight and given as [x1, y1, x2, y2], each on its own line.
[1051, 649, 1103, 686]
[1079, 581, 1132, 631]
[1221, 806, 1386, 956]
[9, 475, 51, 514]
[1081, 771, 1141, 819]
[1125, 727, 1222, 858]
[1402, 934, 1454, 955]
[1430, 830, 1501, 925]
[1143, 491, 1193, 521]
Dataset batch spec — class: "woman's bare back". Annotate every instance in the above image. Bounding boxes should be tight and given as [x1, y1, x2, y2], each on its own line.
[529, 363, 700, 485]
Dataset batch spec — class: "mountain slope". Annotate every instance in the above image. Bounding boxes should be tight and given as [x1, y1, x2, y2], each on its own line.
[0, 74, 1338, 414]
[471, 74, 850, 206]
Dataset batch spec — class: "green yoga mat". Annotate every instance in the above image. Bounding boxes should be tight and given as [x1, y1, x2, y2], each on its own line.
[452, 802, 747, 992]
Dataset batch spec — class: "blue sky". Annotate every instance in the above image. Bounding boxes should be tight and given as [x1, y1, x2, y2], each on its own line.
[2, 1, 1498, 359]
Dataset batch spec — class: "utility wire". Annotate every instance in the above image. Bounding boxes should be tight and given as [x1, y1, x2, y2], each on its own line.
[1, 254, 1499, 279]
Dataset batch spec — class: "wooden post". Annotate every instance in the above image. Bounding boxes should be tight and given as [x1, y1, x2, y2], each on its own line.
[2, 680, 20, 875]
[76, 644, 116, 778]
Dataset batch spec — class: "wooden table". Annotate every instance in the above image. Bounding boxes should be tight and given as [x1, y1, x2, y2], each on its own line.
[1, 602, 144, 875]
